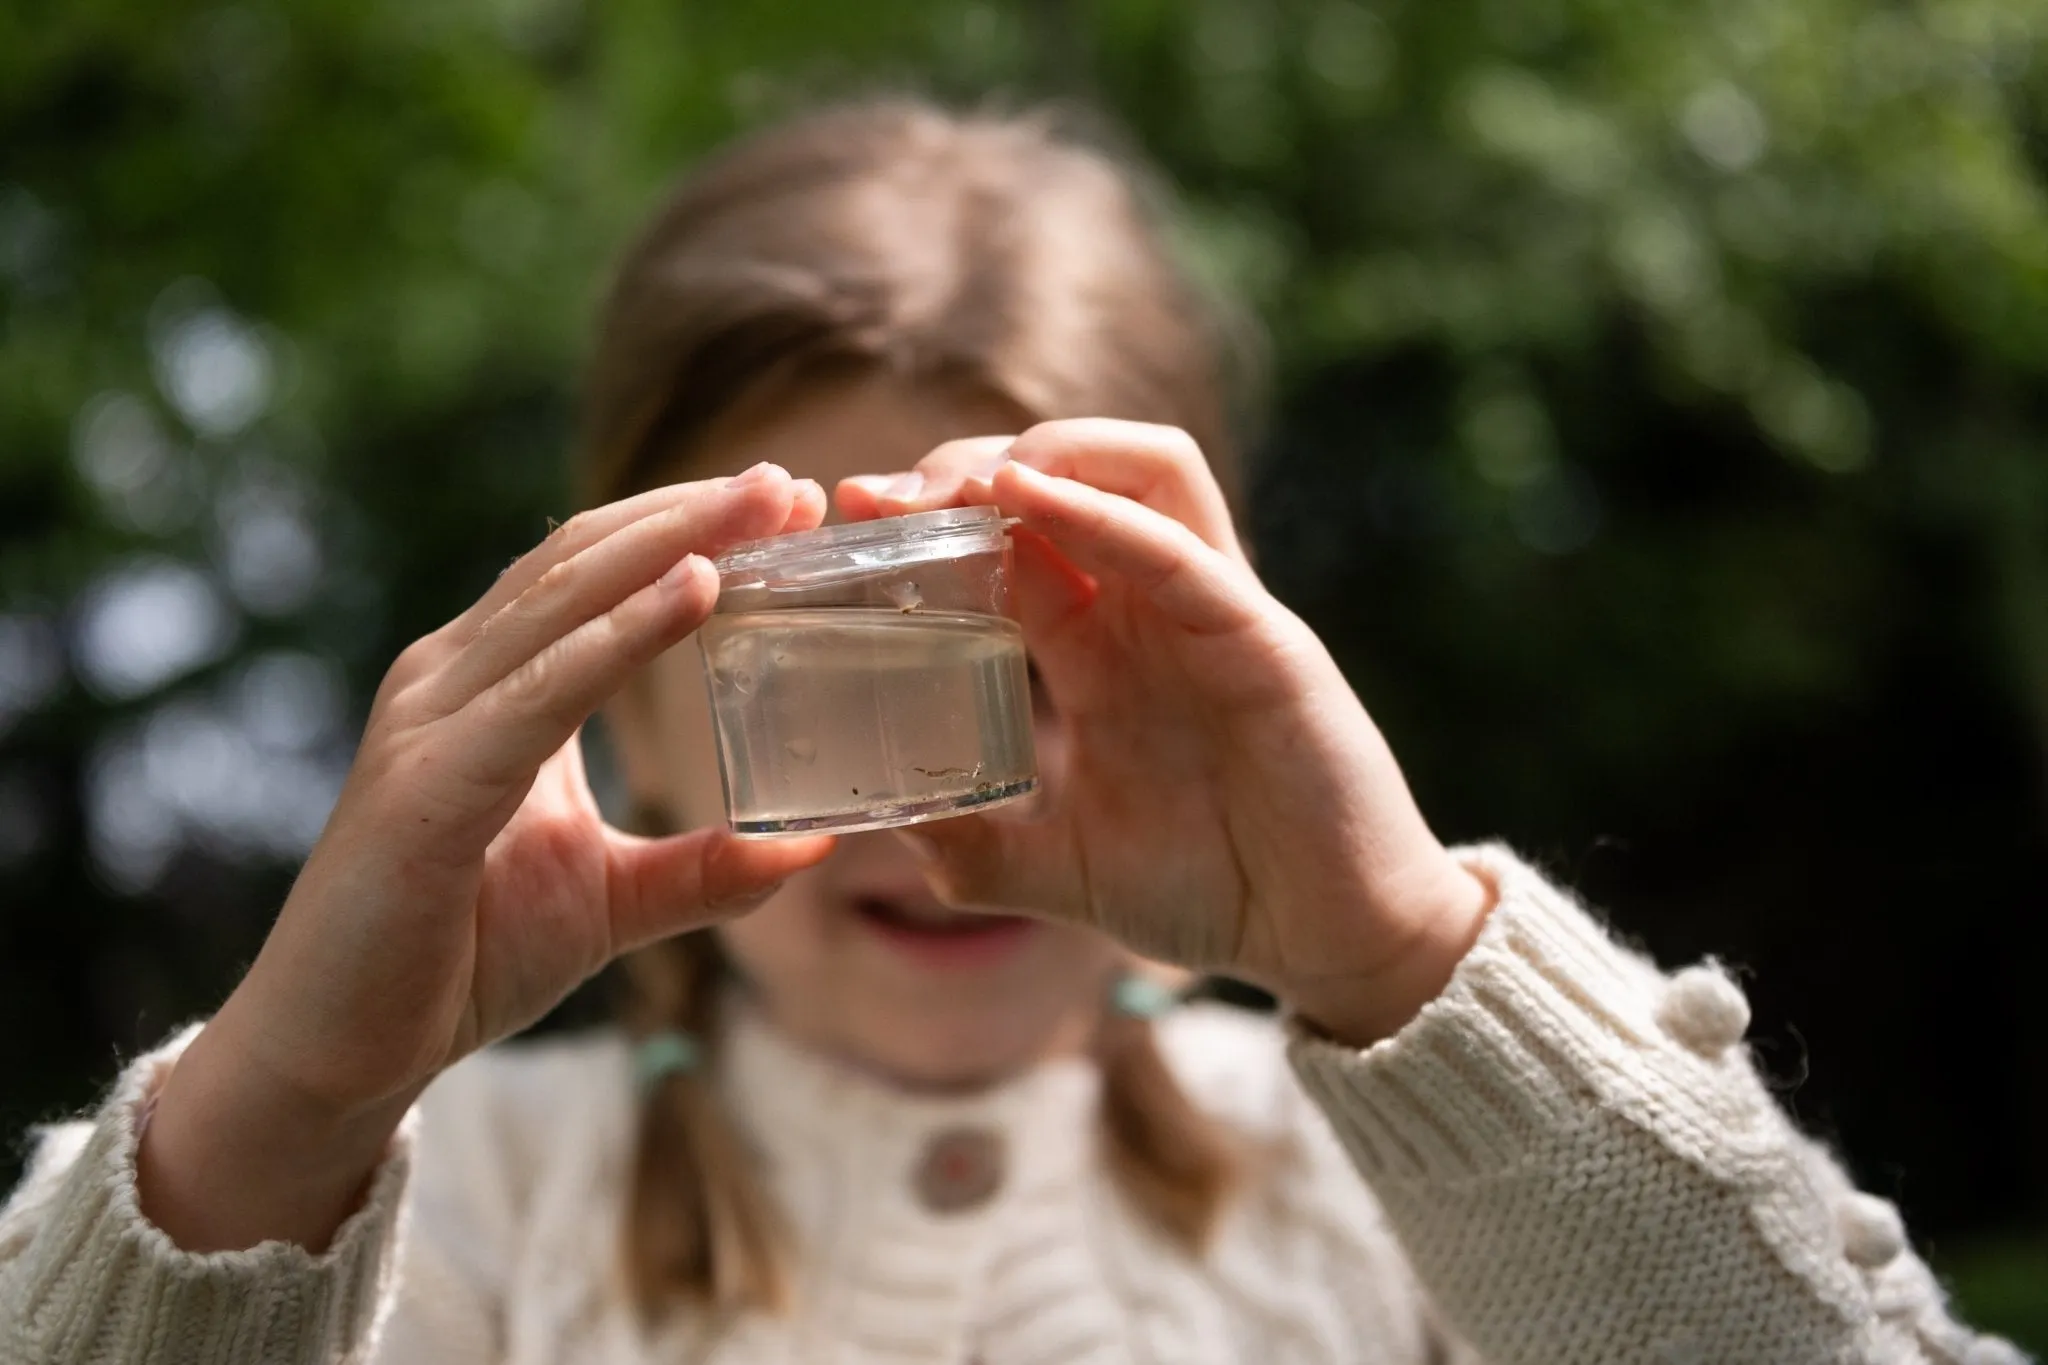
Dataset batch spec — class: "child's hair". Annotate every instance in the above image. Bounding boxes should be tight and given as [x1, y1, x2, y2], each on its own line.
[580, 97, 1251, 1322]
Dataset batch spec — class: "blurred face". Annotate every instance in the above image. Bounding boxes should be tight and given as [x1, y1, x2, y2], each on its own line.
[609, 372, 1124, 1090]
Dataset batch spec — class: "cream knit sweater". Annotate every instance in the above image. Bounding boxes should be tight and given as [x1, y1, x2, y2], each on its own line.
[0, 847, 2026, 1365]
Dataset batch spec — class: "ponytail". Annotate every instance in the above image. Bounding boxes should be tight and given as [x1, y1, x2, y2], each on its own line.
[620, 932, 790, 1319]
[1094, 992, 1242, 1249]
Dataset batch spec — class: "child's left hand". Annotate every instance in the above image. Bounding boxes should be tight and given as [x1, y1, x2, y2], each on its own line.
[838, 420, 1495, 1044]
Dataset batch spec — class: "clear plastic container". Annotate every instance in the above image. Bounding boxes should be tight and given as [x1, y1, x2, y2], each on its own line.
[698, 507, 1038, 836]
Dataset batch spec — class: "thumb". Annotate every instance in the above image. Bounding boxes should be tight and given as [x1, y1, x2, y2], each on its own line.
[604, 826, 835, 952]
[894, 813, 1083, 920]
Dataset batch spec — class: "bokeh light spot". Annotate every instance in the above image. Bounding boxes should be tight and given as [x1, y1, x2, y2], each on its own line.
[72, 559, 239, 702]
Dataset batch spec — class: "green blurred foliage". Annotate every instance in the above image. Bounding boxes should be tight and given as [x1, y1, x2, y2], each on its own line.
[3, 0, 2045, 1346]
[1946, 1235, 2048, 1351]
[6, 0, 2045, 793]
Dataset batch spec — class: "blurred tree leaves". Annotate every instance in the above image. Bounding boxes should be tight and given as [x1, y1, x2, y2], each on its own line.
[3, 0, 2046, 1340]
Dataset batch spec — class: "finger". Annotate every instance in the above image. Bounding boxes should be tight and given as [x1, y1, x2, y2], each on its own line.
[446, 462, 787, 645]
[989, 461, 1264, 637]
[837, 435, 1017, 519]
[1002, 523, 1194, 722]
[843, 422, 1243, 562]
[834, 474, 892, 522]
[449, 554, 722, 789]
[426, 470, 818, 714]
[605, 826, 836, 952]
[994, 420, 1242, 559]
[905, 435, 1019, 508]
[1010, 525, 1098, 629]
[895, 811, 1087, 920]
[781, 474, 828, 533]
[1000, 526, 1107, 707]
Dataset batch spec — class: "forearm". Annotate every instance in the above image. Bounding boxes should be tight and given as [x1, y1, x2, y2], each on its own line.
[138, 1005, 418, 1254]
[2, 1027, 411, 1365]
[1288, 845, 2025, 1364]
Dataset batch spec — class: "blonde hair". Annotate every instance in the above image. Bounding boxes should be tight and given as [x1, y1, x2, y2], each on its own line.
[581, 98, 1249, 1322]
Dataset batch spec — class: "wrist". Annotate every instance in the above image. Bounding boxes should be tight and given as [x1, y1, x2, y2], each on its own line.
[137, 1010, 417, 1253]
[1280, 856, 1497, 1047]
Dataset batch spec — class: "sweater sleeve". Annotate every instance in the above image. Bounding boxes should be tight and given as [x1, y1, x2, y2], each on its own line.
[1285, 844, 2030, 1365]
[0, 1026, 410, 1365]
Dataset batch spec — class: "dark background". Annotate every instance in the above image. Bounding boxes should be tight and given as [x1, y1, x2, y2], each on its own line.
[3, 0, 2045, 1345]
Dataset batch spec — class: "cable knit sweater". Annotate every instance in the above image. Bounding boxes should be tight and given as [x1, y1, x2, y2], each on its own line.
[0, 846, 2027, 1365]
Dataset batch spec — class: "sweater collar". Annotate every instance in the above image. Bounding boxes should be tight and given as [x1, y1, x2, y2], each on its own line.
[717, 1001, 1103, 1232]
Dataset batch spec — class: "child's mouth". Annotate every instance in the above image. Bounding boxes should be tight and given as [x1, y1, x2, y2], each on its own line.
[850, 897, 1037, 964]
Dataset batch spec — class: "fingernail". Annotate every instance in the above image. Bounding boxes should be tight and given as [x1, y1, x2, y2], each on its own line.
[1003, 460, 1053, 490]
[660, 554, 706, 589]
[706, 882, 780, 915]
[970, 447, 1014, 480]
[844, 474, 895, 497]
[884, 470, 924, 500]
[727, 461, 778, 489]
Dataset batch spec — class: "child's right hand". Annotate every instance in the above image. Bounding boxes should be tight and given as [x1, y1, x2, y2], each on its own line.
[134, 464, 835, 1254]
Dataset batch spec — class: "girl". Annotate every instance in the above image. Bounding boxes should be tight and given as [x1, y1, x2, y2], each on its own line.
[1, 99, 2022, 1365]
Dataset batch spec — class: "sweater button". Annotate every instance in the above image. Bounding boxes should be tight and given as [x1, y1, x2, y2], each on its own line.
[1655, 965, 1750, 1056]
[914, 1126, 1005, 1214]
[1837, 1192, 1905, 1269]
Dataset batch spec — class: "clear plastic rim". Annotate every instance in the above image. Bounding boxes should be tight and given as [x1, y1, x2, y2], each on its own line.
[728, 775, 1038, 838]
[713, 506, 1012, 585]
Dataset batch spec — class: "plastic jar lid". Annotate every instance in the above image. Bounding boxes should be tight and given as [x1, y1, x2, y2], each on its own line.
[712, 506, 1015, 592]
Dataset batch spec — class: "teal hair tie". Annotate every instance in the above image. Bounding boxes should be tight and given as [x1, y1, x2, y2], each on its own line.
[1110, 973, 1179, 1020]
[633, 1029, 702, 1094]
